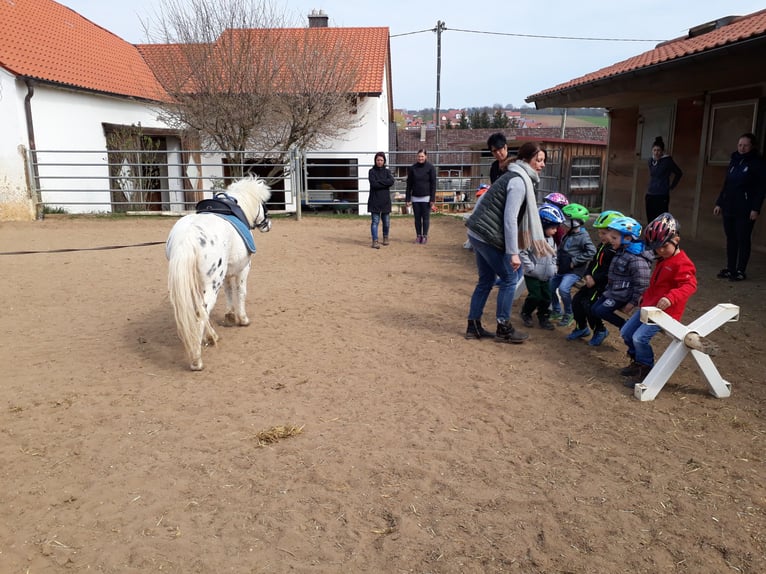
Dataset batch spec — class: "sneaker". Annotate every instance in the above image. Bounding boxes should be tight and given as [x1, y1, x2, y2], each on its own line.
[415, 235, 423, 244]
[422, 236, 428, 244]
[539, 318, 555, 330]
[716, 268, 732, 279]
[520, 312, 534, 328]
[566, 326, 591, 340]
[588, 328, 609, 346]
[730, 270, 746, 282]
[557, 314, 573, 328]
[549, 312, 562, 321]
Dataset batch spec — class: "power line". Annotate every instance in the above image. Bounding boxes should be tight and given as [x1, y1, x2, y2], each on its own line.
[391, 26, 662, 43]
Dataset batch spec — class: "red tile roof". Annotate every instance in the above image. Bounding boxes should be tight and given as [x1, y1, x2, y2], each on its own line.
[0, 0, 168, 101]
[137, 27, 390, 96]
[528, 9, 766, 100]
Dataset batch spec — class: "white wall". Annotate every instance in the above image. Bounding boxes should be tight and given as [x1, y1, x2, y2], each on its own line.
[0, 69, 35, 220]
[28, 85, 168, 214]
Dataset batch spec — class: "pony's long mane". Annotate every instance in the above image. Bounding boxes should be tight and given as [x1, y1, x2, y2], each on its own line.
[225, 177, 272, 226]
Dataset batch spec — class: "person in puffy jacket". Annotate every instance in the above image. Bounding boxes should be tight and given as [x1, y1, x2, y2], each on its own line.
[713, 133, 765, 281]
[590, 217, 652, 346]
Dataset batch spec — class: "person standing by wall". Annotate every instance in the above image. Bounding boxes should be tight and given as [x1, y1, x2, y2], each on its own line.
[367, 152, 395, 249]
[464, 141, 555, 343]
[713, 132, 765, 281]
[405, 149, 436, 244]
[487, 132, 513, 184]
[646, 136, 682, 223]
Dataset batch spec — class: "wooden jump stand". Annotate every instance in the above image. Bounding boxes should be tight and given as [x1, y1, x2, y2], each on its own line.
[633, 303, 740, 401]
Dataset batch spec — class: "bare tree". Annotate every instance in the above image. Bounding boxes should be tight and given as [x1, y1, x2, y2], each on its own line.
[142, 0, 360, 180]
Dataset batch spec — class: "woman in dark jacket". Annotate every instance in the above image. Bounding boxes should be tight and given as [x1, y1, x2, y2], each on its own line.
[646, 136, 682, 222]
[368, 151, 395, 249]
[713, 133, 766, 281]
[405, 149, 436, 244]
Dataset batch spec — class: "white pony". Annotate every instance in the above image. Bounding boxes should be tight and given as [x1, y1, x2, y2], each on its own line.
[166, 177, 272, 370]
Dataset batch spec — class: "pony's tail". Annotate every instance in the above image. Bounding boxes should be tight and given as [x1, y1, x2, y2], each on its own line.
[167, 233, 210, 364]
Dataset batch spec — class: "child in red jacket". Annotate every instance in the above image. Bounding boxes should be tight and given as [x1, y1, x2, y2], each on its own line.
[620, 213, 697, 388]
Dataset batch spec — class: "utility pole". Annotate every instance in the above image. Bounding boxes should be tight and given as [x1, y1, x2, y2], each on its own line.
[434, 20, 446, 167]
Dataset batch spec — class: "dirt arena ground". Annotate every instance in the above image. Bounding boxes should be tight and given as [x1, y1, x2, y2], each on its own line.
[1, 214, 764, 573]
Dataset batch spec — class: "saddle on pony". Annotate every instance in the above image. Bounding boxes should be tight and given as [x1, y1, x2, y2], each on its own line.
[196, 193, 250, 229]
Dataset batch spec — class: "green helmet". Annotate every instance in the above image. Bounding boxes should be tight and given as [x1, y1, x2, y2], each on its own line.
[593, 210, 624, 229]
[562, 202, 589, 223]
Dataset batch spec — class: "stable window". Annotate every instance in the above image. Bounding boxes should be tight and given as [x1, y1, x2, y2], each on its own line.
[707, 100, 757, 165]
[569, 157, 601, 194]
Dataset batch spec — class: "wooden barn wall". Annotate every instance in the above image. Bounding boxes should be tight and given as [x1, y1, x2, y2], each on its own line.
[603, 107, 640, 217]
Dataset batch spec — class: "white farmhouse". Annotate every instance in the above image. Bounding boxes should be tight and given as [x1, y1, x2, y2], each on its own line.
[0, 0, 393, 220]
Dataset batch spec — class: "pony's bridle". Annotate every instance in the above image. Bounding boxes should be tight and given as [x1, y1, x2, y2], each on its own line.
[253, 203, 272, 232]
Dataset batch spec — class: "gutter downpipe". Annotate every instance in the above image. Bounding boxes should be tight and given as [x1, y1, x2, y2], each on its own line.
[24, 78, 43, 219]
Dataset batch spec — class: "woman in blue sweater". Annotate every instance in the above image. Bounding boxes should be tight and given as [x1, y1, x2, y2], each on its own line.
[646, 136, 682, 223]
[713, 133, 766, 281]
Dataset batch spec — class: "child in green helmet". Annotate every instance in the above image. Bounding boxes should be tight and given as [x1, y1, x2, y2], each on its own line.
[549, 203, 596, 328]
[567, 210, 623, 345]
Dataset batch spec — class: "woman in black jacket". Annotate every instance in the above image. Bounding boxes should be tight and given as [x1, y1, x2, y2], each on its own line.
[367, 151, 395, 249]
[713, 133, 766, 281]
[405, 149, 436, 244]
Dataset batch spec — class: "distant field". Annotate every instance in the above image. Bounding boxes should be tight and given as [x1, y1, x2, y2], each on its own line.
[527, 114, 609, 128]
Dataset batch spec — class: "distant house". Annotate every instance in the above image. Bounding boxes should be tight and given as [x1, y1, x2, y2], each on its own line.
[0, 0, 393, 219]
[527, 9, 766, 251]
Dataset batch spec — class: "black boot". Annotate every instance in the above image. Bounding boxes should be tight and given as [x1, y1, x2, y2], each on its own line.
[495, 320, 528, 344]
[465, 319, 494, 340]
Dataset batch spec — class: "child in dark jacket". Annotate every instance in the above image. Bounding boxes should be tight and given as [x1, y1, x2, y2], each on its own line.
[567, 210, 622, 346]
[549, 203, 596, 328]
[590, 216, 653, 346]
[621, 213, 697, 387]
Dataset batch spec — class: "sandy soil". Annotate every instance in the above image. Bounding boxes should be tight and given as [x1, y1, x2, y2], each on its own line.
[1, 214, 764, 574]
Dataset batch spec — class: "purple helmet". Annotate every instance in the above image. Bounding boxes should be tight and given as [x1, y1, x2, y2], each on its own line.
[544, 192, 569, 208]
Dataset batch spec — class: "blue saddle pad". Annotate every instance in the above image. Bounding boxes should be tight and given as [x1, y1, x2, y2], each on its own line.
[202, 212, 256, 253]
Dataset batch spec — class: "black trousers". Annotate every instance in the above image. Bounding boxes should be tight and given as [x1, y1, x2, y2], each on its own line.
[722, 215, 756, 273]
[412, 201, 431, 237]
[645, 194, 669, 224]
[572, 285, 606, 332]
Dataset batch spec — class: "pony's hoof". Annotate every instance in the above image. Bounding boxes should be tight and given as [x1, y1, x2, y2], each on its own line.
[239, 317, 250, 326]
[190, 361, 204, 371]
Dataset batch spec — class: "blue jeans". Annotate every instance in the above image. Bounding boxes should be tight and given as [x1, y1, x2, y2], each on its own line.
[370, 212, 390, 241]
[620, 311, 662, 366]
[467, 237, 522, 324]
[549, 273, 579, 315]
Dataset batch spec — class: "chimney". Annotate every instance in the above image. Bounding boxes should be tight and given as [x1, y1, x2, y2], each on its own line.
[308, 9, 329, 28]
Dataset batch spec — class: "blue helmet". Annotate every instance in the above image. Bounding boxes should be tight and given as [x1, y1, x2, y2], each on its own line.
[607, 216, 643, 245]
[538, 204, 565, 226]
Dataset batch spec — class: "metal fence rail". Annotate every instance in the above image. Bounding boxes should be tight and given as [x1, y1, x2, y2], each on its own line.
[28, 147, 566, 216]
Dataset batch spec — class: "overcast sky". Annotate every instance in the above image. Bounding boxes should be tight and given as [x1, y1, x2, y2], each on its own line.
[58, 0, 766, 110]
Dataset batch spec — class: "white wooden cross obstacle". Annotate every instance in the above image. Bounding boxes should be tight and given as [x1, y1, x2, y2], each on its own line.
[633, 303, 740, 401]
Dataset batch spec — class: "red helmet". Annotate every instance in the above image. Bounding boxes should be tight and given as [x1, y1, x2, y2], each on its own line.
[644, 212, 679, 250]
